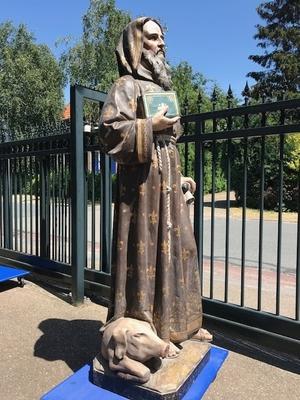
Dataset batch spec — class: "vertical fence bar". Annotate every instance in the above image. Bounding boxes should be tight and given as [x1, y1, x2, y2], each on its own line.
[3, 158, 13, 248]
[0, 164, 3, 247]
[54, 155, 58, 260]
[210, 139, 216, 298]
[184, 142, 189, 178]
[91, 151, 96, 269]
[58, 154, 62, 261]
[35, 157, 39, 256]
[64, 154, 68, 263]
[24, 157, 28, 253]
[194, 120, 204, 292]
[98, 159, 102, 272]
[225, 139, 231, 303]
[13, 158, 18, 250]
[241, 138, 248, 306]
[60, 154, 63, 261]
[225, 95, 232, 303]
[258, 136, 265, 310]
[276, 133, 284, 315]
[40, 156, 50, 258]
[29, 156, 33, 254]
[19, 158, 23, 253]
[68, 153, 71, 265]
[296, 169, 300, 320]
[70, 85, 85, 304]
[61, 153, 64, 261]
[210, 110, 217, 299]
[183, 102, 189, 177]
[240, 104, 249, 307]
[50, 156, 54, 259]
[61, 153, 66, 262]
[63, 154, 68, 264]
[84, 151, 88, 271]
[201, 121, 205, 289]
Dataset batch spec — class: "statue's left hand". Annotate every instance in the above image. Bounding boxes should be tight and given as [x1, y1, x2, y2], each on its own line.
[181, 176, 196, 194]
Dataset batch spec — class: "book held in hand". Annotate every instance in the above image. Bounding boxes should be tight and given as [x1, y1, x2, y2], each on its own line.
[142, 91, 180, 118]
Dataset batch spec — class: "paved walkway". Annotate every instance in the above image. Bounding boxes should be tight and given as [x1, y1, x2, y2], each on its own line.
[0, 279, 299, 400]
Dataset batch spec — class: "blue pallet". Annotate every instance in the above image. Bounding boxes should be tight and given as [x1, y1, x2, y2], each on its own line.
[41, 346, 228, 400]
[0, 265, 30, 283]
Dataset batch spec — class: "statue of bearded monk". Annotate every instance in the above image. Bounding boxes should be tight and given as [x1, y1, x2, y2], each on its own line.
[99, 17, 212, 358]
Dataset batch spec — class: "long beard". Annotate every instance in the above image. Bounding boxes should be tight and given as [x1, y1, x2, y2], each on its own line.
[142, 49, 172, 90]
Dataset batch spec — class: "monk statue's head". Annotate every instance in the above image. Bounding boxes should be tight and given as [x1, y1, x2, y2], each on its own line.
[116, 17, 172, 90]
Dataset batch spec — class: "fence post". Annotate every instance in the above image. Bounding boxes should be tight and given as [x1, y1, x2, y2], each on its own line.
[70, 85, 85, 305]
[40, 156, 50, 258]
[3, 159, 13, 248]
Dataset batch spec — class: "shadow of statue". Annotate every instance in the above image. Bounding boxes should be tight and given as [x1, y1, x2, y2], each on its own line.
[34, 318, 103, 372]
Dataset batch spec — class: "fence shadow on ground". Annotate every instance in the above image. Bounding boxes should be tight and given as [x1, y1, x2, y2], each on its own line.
[34, 318, 103, 372]
[205, 319, 300, 374]
[203, 199, 237, 209]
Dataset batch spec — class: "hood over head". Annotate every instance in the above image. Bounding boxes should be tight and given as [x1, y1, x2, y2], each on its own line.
[116, 17, 163, 81]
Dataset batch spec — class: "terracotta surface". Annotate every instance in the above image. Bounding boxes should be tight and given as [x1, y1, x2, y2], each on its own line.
[99, 317, 169, 383]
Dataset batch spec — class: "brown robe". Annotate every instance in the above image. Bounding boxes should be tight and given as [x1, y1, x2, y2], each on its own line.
[99, 75, 203, 343]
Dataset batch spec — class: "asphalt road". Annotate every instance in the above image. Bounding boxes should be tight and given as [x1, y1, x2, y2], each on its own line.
[202, 216, 298, 274]
[9, 199, 299, 274]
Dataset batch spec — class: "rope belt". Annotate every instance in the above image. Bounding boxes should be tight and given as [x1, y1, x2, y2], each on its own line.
[154, 134, 177, 173]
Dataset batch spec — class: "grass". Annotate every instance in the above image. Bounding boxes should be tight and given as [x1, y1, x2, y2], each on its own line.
[203, 191, 298, 223]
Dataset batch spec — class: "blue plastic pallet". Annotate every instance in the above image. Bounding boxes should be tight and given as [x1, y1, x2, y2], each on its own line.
[41, 346, 228, 400]
[0, 264, 30, 285]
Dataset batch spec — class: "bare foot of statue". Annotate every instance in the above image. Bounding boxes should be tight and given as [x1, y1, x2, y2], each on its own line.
[166, 342, 181, 358]
[191, 328, 213, 342]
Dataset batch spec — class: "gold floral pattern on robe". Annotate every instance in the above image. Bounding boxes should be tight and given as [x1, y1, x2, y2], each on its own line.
[99, 76, 203, 343]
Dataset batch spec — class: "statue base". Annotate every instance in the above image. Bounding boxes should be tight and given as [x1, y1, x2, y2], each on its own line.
[92, 340, 211, 400]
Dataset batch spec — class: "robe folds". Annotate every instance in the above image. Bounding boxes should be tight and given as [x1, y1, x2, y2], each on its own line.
[99, 75, 203, 343]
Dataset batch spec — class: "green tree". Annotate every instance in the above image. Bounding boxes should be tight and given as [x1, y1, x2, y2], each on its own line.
[172, 62, 205, 184]
[0, 21, 64, 135]
[171, 61, 229, 193]
[59, 0, 130, 92]
[171, 61, 209, 113]
[248, 0, 300, 97]
[231, 134, 299, 211]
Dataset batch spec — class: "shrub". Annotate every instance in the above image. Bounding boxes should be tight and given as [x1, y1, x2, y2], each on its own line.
[230, 135, 299, 211]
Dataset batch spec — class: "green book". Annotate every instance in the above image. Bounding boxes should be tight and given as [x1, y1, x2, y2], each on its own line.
[142, 91, 180, 118]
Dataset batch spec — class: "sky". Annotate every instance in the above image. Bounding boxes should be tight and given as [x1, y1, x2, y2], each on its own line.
[1, 0, 263, 101]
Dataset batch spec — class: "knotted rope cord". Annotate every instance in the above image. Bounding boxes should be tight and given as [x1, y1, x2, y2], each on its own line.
[155, 137, 163, 173]
[155, 134, 176, 173]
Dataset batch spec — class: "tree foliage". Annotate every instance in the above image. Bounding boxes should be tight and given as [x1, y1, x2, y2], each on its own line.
[231, 134, 299, 211]
[248, 0, 300, 97]
[0, 21, 64, 134]
[59, 0, 130, 92]
[171, 61, 229, 193]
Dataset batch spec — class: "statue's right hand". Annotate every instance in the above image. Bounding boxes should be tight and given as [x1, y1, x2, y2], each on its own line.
[152, 105, 180, 132]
